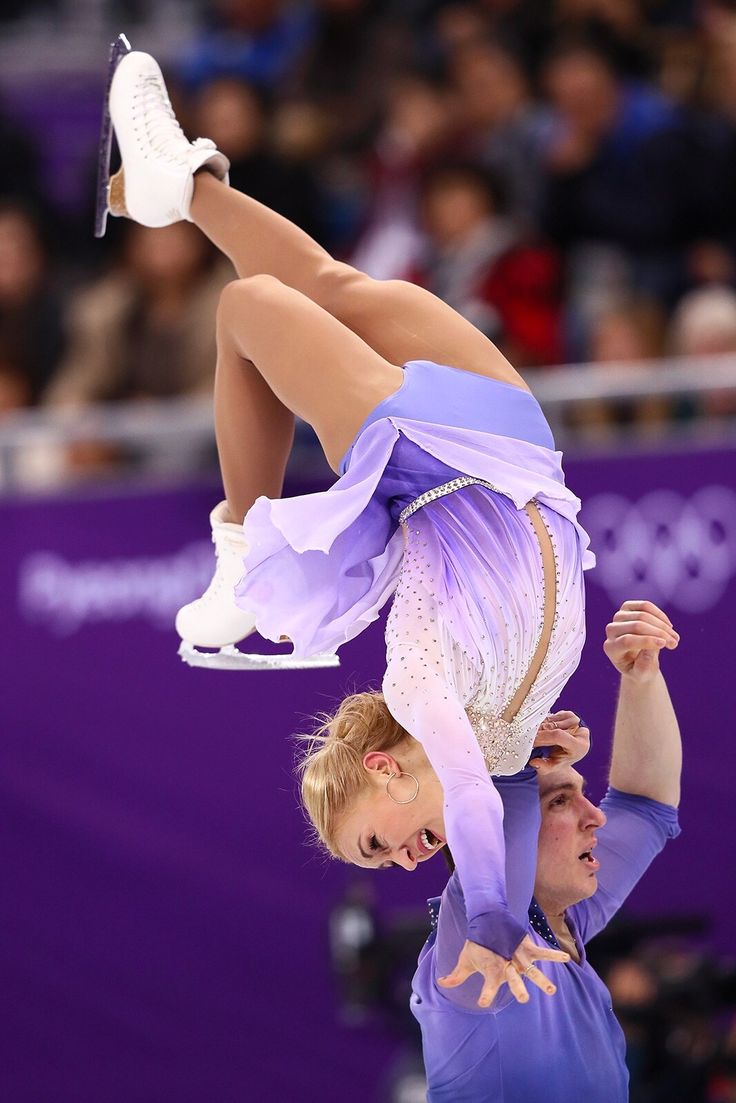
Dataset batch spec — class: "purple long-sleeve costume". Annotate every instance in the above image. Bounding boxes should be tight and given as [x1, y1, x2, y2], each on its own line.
[237, 360, 594, 958]
[413, 770, 681, 1101]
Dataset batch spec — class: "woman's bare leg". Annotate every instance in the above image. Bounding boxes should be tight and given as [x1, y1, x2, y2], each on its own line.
[215, 274, 403, 522]
[190, 174, 529, 389]
[193, 172, 533, 522]
[215, 348, 296, 523]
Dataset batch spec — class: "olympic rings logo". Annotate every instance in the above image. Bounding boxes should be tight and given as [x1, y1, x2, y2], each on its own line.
[581, 486, 736, 614]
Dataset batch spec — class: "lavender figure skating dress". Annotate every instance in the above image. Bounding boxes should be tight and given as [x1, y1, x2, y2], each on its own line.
[237, 360, 595, 958]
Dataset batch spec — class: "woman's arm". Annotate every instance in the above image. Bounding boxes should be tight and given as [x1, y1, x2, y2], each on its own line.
[423, 718, 585, 1010]
[384, 647, 570, 1008]
[430, 767, 540, 1012]
[383, 646, 527, 959]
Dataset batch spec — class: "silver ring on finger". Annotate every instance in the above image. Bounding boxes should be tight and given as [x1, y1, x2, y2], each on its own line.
[524, 965, 537, 976]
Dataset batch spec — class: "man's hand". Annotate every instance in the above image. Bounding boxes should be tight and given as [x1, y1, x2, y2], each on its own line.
[529, 710, 590, 772]
[438, 936, 570, 1008]
[604, 600, 679, 684]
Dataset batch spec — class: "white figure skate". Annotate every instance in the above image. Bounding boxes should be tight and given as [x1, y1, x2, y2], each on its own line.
[176, 503, 339, 671]
[96, 39, 338, 672]
[94, 36, 229, 236]
[94, 34, 131, 238]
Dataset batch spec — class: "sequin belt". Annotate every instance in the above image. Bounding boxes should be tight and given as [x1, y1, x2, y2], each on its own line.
[398, 476, 503, 525]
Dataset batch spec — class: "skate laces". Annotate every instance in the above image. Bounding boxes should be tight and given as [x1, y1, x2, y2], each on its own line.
[189, 530, 245, 606]
[135, 74, 190, 162]
[212, 530, 246, 562]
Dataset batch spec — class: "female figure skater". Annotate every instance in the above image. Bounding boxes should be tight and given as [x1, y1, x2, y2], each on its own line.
[103, 46, 598, 1007]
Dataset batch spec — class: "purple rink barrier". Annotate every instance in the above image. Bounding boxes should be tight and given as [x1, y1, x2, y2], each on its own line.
[3, 444, 735, 1103]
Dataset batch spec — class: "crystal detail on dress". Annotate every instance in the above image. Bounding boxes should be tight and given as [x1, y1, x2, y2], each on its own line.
[398, 476, 505, 525]
[465, 700, 525, 773]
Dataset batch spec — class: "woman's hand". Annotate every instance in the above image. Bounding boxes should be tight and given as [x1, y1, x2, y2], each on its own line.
[528, 710, 590, 772]
[438, 936, 570, 1008]
[603, 600, 679, 685]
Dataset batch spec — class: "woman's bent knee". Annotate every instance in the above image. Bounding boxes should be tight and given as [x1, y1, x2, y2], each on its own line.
[216, 275, 289, 331]
[219, 274, 285, 310]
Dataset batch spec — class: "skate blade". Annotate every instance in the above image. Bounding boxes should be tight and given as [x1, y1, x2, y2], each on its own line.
[178, 641, 340, 671]
[94, 32, 131, 238]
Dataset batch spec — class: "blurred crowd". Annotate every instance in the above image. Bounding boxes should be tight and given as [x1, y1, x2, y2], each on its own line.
[4, 0, 736, 462]
[601, 939, 736, 1103]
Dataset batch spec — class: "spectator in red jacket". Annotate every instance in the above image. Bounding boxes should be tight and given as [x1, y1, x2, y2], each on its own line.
[410, 162, 563, 368]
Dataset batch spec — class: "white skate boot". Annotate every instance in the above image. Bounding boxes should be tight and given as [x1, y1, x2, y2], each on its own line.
[177, 502, 340, 672]
[95, 35, 230, 235]
[176, 501, 256, 650]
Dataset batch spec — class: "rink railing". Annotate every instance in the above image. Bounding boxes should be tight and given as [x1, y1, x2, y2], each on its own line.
[1, 353, 735, 491]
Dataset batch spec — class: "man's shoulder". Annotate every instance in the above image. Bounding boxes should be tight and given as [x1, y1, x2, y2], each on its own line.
[568, 788, 680, 946]
[599, 787, 681, 837]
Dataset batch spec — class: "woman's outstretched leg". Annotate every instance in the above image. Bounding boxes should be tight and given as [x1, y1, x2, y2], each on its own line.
[215, 274, 403, 512]
[190, 174, 529, 390]
[176, 274, 402, 648]
[107, 50, 527, 520]
[195, 157, 528, 517]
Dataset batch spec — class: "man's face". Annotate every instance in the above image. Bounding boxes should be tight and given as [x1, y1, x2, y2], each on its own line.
[534, 767, 607, 914]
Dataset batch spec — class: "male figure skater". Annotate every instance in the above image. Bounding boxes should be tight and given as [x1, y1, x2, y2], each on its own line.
[415, 599, 681, 1102]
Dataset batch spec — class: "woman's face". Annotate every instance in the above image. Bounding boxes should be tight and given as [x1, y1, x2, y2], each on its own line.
[333, 751, 447, 871]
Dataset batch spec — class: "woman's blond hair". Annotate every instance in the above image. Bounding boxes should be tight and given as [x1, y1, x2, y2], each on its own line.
[296, 690, 409, 860]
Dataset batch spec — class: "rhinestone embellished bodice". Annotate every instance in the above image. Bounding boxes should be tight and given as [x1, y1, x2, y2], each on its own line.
[385, 475, 585, 776]
[464, 704, 525, 774]
[398, 478, 558, 772]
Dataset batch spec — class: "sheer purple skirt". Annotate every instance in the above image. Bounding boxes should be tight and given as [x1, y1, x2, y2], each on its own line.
[234, 361, 594, 696]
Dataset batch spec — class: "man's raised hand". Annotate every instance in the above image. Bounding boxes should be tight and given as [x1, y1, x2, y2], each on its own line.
[604, 600, 679, 684]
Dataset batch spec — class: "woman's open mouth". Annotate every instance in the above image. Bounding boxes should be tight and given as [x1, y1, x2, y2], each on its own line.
[417, 827, 444, 856]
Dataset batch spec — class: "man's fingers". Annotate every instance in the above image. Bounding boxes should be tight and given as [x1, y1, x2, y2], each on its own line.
[613, 606, 671, 626]
[618, 599, 672, 625]
[542, 710, 580, 729]
[532, 729, 590, 771]
[538, 729, 588, 746]
[533, 729, 565, 746]
[605, 629, 671, 654]
[533, 732, 585, 760]
[607, 618, 670, 642]
[611, 608, 679, 643]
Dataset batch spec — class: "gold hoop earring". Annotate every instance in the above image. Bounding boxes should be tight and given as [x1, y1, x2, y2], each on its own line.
[386, 771, 419, 805]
